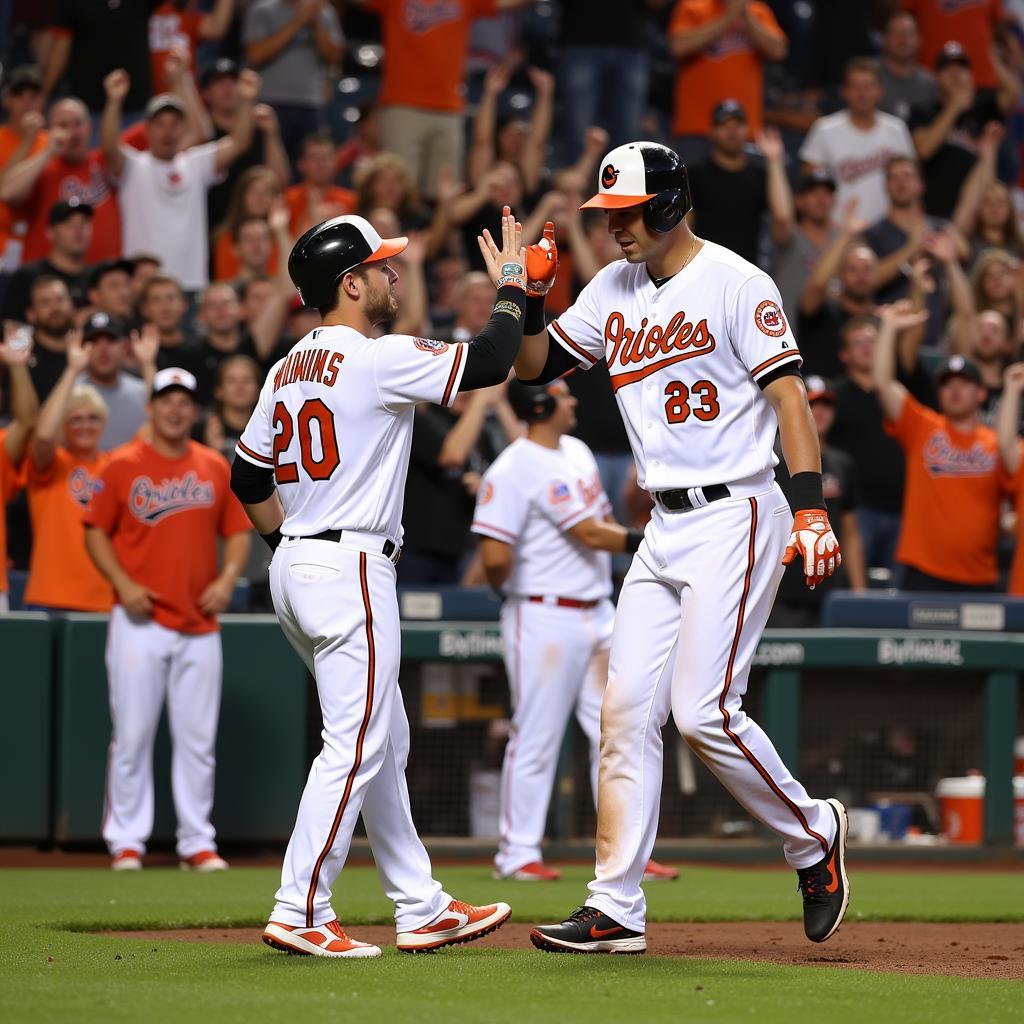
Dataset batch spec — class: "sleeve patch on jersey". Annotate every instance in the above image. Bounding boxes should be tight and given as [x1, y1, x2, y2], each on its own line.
[414, 337, 450, 356]
[754, 299, 787, 338]
[548, 480, 571, 505]
[479, 480, 494, 505]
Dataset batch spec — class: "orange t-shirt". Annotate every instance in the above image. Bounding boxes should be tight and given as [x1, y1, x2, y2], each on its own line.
[370, 0, 499, 112]
[0, 429, 27, 595]
[885, 395, 1007, 585]
[21, 151, 121, 264]
[904, 0, 1003, 90]
[285, 183, 357, 239]
[149, 3, 204, 95]
[0, 126, 48, 270]
[669, 0, 784, 137]
[83, 439, 251, 634]
[212, 229, 280, 282]
[1007, 445, 1024, 594]
[25, 447, 115, 611]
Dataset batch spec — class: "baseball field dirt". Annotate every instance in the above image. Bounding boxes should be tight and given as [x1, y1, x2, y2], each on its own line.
[2, 863, 1021, 1023]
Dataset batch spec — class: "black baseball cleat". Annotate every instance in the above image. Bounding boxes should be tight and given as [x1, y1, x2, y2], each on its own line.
[530, 905, 646, 954]
[797, 798, 850, 943]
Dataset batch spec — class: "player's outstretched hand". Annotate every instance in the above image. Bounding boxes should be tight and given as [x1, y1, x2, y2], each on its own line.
[478, 206, 526, 292]
[782, 509, 841, 590]
[525, 220, 558, 298]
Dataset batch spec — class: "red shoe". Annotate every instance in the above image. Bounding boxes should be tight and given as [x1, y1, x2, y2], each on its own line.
[396, 899, 512, 952]
[180, 850, 229, 872]
[495, 861, 561, 882]
[263, 919, 382, 958]
[642, 859, 679, 882]
[111, 850, 142, 872]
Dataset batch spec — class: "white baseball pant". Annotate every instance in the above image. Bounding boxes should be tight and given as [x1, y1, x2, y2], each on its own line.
[585, 486, 837, 931]
[102, 605, 222, 859]
[495, 597, 613, 877]
[269, 535, 451, 930]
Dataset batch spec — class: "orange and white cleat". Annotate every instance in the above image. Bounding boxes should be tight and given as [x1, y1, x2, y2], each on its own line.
[180, 850, 229, 872]
[642, 859, 679, 882]
[262, 919, 382, 959]
[495, 861, 561, 882]
[396, 899, 512, 952]
[111, 849, 142, 872]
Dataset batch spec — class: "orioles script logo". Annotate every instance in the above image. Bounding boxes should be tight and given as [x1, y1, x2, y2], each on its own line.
[129, 472, 215, 525]
[604, 311, 715, 392]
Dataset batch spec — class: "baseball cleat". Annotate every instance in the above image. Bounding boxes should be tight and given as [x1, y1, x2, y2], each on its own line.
[180, 851, 229, 872]
[396, 899, 511, 952]
[642, 859, 679, 882]
[494, 861, 561, 881]
[262, 919, 382, 958]
[110, 850, 142, 872]
[530, 906, 646, 954]
[797, 798, 850, 943]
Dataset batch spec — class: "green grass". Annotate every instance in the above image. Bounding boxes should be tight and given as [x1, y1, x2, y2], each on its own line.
[0, 865, 1020, 1024]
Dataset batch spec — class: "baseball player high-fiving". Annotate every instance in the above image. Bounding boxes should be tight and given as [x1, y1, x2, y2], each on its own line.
[230, 210, 549, 958]
[518, 143, 848, 954]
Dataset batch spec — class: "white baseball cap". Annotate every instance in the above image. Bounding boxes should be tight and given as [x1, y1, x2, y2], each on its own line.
[152, 366, 198, 399]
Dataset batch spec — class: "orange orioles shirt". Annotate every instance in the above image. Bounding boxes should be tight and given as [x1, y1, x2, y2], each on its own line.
[0, 428, 28, 595]
[885, 394, 1007, 585]
[1006, 443, 1024, 594]
[83, 439, 251, 634]
[148, 2, 204, 95]
[903, 0, 1004, 90]
[369, 0, 499, 113]
[669, 0, 785, 137]
[25, 447, 115, 611]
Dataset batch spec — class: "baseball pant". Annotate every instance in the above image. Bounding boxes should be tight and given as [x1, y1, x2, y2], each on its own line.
[378, 105, 463, 200]
[269, 536, 451, 930]
[585, 487, 837, 932]
[495, 597, 613, 877]
[102, 606, 222, 859]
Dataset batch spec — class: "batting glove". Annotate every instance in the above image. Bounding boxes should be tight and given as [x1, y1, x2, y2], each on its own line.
[782, 509, 841, 589]
[525, 221, 558, 298]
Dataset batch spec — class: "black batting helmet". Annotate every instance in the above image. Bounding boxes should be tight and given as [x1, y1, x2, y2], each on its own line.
[288, 215, 407, 312]
[508, 382, 557, 423]
[581, 141, 691, 234]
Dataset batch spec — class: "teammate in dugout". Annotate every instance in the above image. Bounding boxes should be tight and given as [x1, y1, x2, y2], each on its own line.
[228, 209, 557, 958]
[472, 379, 678, 884]
[84, 367, 252, 872]
[517, 142, 849, 953]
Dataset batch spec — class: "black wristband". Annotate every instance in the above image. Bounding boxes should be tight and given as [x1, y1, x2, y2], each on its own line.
[788, 472, 825, 513]
[625, 528, 644, 553]
[260, 528, 283, 552]
[524, 293, 547, 335]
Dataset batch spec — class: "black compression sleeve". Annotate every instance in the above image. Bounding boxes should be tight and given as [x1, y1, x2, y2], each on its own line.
[757, 361, 801, 390]
[519, 336, 579, 385]
[458, 285, 527, 391]
[230, 455, 276, 504]
[524, 293, 547, 335]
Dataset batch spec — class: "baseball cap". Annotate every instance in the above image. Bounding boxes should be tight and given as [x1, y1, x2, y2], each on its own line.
[200, 57, 239, 89]
[152, 367, 198, 399]
[935, 354, 982, 386]
[581, 141, 686, 210]
[796, 168, 837, 194]
[145, 93, 186, 120]
[936, 41, 971, 70]
[48, 197, 93, 225]
[88, 258, 136, 290]
[804, 375, 837, 403]
[83, 311, 127, 341]
[3, 65, 42, 94]
[712, 99, 748, 126]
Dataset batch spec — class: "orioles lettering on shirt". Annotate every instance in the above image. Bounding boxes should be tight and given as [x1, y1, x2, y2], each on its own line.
[272, 348, 345, 392]
[603, 310, 716, 390]
[129, 471, 216, 525]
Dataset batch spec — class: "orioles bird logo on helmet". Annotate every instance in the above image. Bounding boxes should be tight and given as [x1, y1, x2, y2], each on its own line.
[601, 164, 619, 189]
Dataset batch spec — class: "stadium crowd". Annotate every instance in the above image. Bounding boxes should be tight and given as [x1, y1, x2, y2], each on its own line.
[2, 0, 1024, 626]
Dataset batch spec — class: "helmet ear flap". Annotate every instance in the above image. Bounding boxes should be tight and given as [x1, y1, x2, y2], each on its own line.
[643, 190, 686, 234]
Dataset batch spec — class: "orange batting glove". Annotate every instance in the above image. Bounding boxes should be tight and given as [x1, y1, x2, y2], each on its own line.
[782, 509, 841, 589]
[525, 221, 558, 298]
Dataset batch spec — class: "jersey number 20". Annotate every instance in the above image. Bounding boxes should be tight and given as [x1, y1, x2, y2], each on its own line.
[272, 399, 340, 483]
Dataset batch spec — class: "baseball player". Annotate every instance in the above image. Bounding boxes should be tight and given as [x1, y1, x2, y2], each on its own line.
[229, 210, 554, 958]
[83, 367, 252, 872]
[515, 143, 848, 953]
[473, 379, 678, 884]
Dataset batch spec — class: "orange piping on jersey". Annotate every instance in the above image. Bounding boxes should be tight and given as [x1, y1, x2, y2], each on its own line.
[237, 441, 274, 466]
[751, 350, 801, 379]
[471, 520, 517, 542]
[551, 321, 599, 365]
[608, 347, 716, 393]
[442, 345, 464, 406]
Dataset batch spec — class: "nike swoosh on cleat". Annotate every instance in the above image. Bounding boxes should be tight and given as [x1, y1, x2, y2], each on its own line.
[589, 924, 624, 939]
[824, 852, 839, 894]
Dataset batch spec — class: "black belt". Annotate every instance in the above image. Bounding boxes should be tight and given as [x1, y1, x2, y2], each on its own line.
[654, 483, 730, 513]
[306, 529, 401, 564]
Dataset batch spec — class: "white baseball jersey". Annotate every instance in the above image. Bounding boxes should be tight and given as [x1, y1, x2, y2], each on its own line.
[549, 241, 802, 491]
[235, 327, 467, 541]
[472, 436, 613, 601]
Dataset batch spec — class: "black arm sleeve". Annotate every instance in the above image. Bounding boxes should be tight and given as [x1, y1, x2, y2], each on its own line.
[757, 361, 802, 390]
[457, 286, 527, 391]
[519, 336, 579, 385]
[230, 455, 276, 504]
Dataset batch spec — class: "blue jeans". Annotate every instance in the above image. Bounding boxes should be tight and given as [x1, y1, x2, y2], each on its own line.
[857, 506, 902, 573]
[269, 103, 324, 171]
[559, 46, 649, 165]
[593, 452, 635, 525]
